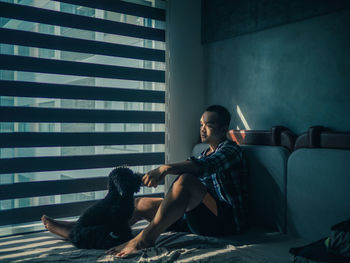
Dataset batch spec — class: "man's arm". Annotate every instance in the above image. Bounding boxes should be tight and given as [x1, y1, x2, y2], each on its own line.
[190, 141, 242, 177]
[142, 160, 200, 187]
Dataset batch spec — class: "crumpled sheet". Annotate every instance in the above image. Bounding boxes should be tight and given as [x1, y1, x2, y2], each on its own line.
[0, 225, 307, 263]
[0, 231, 248, 263]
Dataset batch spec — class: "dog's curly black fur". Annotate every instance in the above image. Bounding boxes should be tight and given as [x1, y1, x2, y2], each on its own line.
[68, 167, 142, 249]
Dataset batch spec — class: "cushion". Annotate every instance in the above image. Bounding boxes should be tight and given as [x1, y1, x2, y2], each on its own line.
[287, 148, 350, 240]
[241, 145, 289, 232]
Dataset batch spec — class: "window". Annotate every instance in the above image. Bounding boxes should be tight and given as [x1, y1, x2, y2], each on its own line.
[0, 0, 166, 236]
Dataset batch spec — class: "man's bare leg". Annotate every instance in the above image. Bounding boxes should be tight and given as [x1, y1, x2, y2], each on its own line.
[42, 197, 162, 239]
[107, 173, 207, 257]
[41, 215, 75, 239]
[129, 197, 163, 226]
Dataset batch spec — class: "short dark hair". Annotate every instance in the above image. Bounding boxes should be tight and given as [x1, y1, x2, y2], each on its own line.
[205, 105, 231, 128]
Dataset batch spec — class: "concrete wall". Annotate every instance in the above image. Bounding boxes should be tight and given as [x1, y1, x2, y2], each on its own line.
[165, 0, 204, 188]
[204, 8, 350, 134]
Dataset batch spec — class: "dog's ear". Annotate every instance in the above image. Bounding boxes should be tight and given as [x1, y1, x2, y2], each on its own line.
[132, 173, 143, 193]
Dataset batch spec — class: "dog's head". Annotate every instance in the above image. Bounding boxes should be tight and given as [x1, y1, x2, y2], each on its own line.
[108, 167, 142, 196]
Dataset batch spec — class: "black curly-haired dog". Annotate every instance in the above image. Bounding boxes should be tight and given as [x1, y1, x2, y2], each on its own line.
[68, 167, 142, 249]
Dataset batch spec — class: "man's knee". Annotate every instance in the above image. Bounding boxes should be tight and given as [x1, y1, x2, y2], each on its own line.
[173, 173, 202, 191]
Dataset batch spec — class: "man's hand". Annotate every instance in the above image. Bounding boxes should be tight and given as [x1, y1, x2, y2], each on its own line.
[142, 161, 199, 188]
[142, 165, 169, 187]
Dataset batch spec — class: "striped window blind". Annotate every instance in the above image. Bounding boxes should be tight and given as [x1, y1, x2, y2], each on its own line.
[0, 0, 166, 236]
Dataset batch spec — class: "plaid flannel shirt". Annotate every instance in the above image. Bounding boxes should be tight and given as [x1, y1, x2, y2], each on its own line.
[190, 140, 248, 233]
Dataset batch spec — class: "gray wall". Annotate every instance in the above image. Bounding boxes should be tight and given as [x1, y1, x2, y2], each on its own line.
[204, 8, 350, 134]
[166, 0, 204, 162]
[166, 0, 205, 189]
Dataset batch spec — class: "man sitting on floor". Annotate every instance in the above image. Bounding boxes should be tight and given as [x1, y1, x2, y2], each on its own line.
[42, 105, 247, 258]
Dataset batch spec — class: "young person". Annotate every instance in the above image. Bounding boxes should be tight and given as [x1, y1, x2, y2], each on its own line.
[42, 105, 247, 257]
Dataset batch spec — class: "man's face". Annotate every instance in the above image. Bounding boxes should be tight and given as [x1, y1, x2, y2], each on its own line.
[200, 111, 226, 144]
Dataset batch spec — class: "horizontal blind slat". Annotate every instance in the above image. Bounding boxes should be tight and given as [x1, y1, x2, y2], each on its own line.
[0, 80, 165, 103]
[57, 0, 166, 21]
[0, 177, 164, 200]
[0, 54, 165, 82]
[0, 152, 165, 174]
[0, 2, 165, 41]
[0, 177, 107, 200]
[0, 200, 96, 226]
[0, 106, 165, 123]
[0, 193, 165, 226]
[0, 132, 165, 148]
[0, 28, 165, 62]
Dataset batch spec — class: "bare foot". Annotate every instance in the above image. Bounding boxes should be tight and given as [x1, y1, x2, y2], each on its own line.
[41, 215, 75, 227]
[106, 231, 155, 258]
[41, 215, 74, 240]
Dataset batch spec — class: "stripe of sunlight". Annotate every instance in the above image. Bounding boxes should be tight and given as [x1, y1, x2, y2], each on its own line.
[0, 243, 72, 261]
[179, 245, 239, 263]
[0, 239, 64, 253]
[0, 235, 56, 247]
[236, 105, 251, 130]
[11, 248, 79, 263]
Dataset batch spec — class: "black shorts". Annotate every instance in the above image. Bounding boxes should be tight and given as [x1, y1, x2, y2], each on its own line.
[168, 194, 237, 237]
